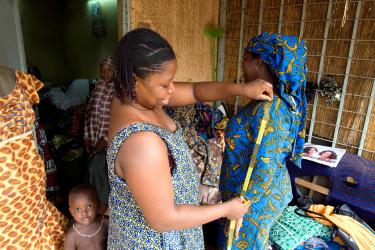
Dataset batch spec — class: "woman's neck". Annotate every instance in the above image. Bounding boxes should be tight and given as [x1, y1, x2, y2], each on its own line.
[258, 71, 278, 94]
[261, 71, 277, 86]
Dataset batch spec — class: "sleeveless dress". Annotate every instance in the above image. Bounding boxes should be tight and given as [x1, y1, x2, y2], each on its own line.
[0, 71, 67, 249]
[106, 123, 204, 249]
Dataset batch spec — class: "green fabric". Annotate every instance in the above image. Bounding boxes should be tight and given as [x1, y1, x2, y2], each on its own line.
[270, 206, 333, 250]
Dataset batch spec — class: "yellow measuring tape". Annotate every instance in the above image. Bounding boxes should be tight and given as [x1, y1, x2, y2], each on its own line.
[226, 101, 272, 250]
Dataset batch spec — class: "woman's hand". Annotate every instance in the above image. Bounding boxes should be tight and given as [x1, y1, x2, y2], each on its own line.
[224, 218, 244, 240]
[241, 79, 274, 101]
[223, 197, 250, 220]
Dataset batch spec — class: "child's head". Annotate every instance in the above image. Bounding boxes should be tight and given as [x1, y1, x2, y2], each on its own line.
[69, 184, 99, 226]
[100, 57, 114, 82]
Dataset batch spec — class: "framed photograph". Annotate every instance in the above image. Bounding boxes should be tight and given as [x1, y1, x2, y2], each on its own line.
[302, 143, 346, 168]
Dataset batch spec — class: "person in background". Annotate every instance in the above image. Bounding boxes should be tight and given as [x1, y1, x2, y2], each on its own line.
[84, 57, 114, 154]
[64, 184, 109, 250]
[219, 33, 308, 250]
[84, 57, 114, 205]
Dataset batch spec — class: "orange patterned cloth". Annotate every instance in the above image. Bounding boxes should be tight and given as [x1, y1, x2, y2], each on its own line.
[0, 71, 67, 249]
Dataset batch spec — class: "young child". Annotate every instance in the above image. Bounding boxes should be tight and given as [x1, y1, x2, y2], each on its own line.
[64, 184, 109, 250]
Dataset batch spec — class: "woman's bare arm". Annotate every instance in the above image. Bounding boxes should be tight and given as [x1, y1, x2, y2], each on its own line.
[116, 132, 249, 232]
[168, 79, 273, 107]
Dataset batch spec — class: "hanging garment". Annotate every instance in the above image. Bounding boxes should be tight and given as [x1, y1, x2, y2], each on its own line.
[34, 107, 59, 192]
[0, 71, 67, 249]
[167, 104, 223, 204]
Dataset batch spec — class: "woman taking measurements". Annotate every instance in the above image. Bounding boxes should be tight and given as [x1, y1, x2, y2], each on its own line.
[106, 28, 274, 249]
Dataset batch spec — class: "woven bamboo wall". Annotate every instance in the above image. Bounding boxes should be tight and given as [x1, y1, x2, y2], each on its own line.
[223, 0, 375, 160]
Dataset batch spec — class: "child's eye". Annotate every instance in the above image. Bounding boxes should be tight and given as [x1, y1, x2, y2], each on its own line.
[75, 208, 81, 213]
[87, 204, 94, 209]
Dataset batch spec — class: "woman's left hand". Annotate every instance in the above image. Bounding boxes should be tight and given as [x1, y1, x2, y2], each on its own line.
[242, 79, 274, 101]
[224, 217, 244, 240]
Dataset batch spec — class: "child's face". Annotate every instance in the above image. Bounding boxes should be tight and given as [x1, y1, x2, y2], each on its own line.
[69, 193, 98, 226]
[100, 64, 114, 82]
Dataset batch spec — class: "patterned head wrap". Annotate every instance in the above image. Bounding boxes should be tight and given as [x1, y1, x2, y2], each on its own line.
[245, 32, 307, 167]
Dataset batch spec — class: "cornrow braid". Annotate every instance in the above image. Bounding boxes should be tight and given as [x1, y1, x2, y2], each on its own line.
[114, 28, 176, 104]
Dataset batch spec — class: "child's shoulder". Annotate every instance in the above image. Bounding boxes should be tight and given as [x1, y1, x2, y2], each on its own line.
[65, 221, 75, 232]
[64, 223, 79, 249]
[103, 215, 109, 224]
[65, 223, 78, 240]
[102, 215, 109, 225]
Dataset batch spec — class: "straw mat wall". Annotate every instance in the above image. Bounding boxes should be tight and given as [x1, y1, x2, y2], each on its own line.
[224, 0, 375, 160]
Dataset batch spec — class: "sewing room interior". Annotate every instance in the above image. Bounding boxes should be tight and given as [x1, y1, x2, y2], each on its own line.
[0, 0, 374, 249]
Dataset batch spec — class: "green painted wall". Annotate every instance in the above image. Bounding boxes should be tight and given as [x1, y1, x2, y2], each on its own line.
[20, 0, 117, 85]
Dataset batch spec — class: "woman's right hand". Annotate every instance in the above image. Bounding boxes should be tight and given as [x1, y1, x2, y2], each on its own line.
[223, 197, 250, 220]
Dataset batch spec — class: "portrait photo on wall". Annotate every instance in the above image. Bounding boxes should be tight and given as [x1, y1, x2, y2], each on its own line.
[302, 143, 346, 168]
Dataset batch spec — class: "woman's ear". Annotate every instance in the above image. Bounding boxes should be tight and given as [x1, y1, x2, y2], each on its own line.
[133, 74, 139, 84]
[133, 74, 143, 89]
[255, 58, 263, 70]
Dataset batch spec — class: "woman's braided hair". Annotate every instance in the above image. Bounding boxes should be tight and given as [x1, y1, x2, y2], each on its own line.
[114, 28, 176, 104]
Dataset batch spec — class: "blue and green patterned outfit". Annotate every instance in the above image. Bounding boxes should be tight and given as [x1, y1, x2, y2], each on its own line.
[219, 33, 308, 250]
[107, 123, 204, 249]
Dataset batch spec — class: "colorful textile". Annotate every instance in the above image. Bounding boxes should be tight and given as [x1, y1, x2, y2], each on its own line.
[194, 102, 214, 140]
[269, 206, 332, 250]
[83, 79, 113, 148]
[212, 104, 229, 131]
[166, 104, 223, 203]
[35, 108, 59, 192]
[307, 204, 375, 250]
[295, 237, 330, 250]
[106, 123, 204, 249]
[219, 33, 307, 250]
[0, 71, 67, 249]
[245, 32, 307, 167]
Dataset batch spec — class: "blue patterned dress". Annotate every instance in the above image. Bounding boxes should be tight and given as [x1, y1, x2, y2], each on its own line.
[219, 97, 297, 249]
[218, 33, 307, 250]
[106, 123, 204, 249]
